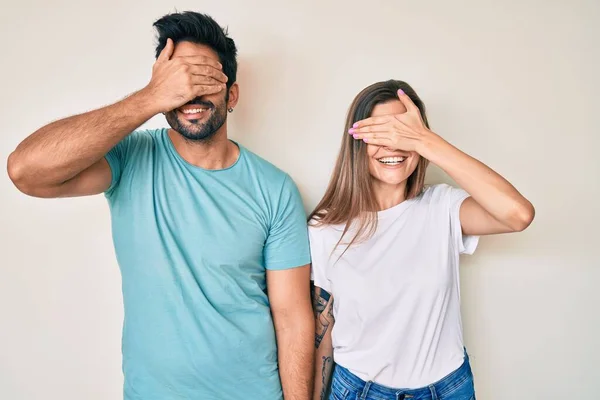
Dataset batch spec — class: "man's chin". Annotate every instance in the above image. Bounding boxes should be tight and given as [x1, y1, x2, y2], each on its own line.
[169, 118, 209, 140]
[177, 129, 216, 142]
[176, 116, 206, 127]
[165, 108, 225, 143]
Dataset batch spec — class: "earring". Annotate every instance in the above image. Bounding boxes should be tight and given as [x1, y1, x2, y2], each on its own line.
[227, 108, 234, 113]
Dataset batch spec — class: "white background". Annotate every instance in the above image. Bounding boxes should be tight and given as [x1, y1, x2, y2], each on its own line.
[1, 0, 598, 399]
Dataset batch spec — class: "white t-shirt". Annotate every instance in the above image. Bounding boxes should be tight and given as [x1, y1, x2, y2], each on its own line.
[309, 184, 479, 389]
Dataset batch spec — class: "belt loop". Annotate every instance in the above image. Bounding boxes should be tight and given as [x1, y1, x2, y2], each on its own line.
[360, 381, 373, 400]
[429, 384, 438, 400]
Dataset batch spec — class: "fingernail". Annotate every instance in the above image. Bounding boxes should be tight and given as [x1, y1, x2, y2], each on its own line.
[353, 122, 359, 128]
[363, 138, 368, 143]
[348, 128, 356, 134]
[398, 89, 405, 95]
[353, 134, 359, 139]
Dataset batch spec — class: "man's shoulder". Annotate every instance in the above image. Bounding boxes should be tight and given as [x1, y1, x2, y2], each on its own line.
[241, 145, 292, 186]
[128, 128, 163, 143]
[116, 128, 162, 153]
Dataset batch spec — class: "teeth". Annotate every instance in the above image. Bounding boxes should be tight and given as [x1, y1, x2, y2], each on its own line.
[378, 157, 406, 164]
[182, 108, 207, 114]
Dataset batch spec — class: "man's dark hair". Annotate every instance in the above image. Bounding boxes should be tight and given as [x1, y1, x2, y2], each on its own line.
[153, 12, 237, 88]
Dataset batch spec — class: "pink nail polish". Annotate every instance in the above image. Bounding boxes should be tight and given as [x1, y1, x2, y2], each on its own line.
[398, 89, 405, 95]
[348, 129, 356, 134]
[353, 122, 359, 128]
[363, 138, 368, 143]
[353, 134, 359, 139]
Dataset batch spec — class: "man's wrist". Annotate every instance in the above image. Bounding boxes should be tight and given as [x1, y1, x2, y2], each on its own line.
[128, 86, 163, 117]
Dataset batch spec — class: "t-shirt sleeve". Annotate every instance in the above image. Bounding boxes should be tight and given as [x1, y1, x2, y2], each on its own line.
[263, 175, 311, 270]
[104, 131, 140, 195]
[308, 224, 331, 292]
[444, 185, 480, 255]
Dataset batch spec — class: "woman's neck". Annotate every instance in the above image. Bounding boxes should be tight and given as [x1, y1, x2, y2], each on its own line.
[372, 180, 408, 211]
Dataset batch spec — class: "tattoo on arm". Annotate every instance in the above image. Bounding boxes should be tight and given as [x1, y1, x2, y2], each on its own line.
[320, 356, 333, 400]
[311, 284, 334, 349]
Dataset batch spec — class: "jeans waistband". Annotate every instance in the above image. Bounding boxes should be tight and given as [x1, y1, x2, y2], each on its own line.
[334, 351, 473, 399]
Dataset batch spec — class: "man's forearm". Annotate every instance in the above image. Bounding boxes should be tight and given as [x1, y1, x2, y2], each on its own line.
[8, 88, 158, 188]
[277, 322, 314, 400]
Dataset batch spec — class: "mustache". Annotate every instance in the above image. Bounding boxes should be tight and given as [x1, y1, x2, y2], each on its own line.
[185, 98, 214, 108]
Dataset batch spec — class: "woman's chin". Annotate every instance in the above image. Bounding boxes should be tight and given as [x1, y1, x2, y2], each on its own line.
[372, 176, 409, 187]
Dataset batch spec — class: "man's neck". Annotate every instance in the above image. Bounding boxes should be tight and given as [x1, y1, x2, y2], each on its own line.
[168, 125, 239, 170]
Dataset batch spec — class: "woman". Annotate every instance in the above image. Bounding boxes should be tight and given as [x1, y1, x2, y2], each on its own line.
[309, 80, 534, 400]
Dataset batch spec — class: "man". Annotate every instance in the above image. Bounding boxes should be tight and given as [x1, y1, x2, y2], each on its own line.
[7, 11, 314, 400]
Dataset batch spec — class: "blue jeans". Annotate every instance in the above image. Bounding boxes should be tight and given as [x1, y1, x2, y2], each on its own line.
[329, 352, 476, 400]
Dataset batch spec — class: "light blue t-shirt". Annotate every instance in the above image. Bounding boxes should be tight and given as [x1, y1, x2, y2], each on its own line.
[104, 128, 311, 400]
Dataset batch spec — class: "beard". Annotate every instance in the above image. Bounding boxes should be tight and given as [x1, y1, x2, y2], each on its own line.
[165, 95, 228, 142]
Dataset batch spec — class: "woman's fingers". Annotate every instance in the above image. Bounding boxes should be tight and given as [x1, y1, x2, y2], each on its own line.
[350, 131, 392, 144]
[351, 115, 392, 130]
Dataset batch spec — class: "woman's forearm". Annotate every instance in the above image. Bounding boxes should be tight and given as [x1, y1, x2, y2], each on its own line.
[313, 344, 334, 400]
[311, 285, 335, 400]
[418, 132, 535, 231]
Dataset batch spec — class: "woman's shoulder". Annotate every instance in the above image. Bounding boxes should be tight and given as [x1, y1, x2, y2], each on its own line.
[309, 216, 338, 233]
[411, 184, 469, 215]
[308, 214, 345, 240]
[418, 183, 462, 202]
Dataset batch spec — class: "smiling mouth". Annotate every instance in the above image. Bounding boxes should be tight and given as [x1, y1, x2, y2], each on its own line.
[177, 106, 212, 121]
[181, 107, 210, 114]
[377, 156, 406, 166]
